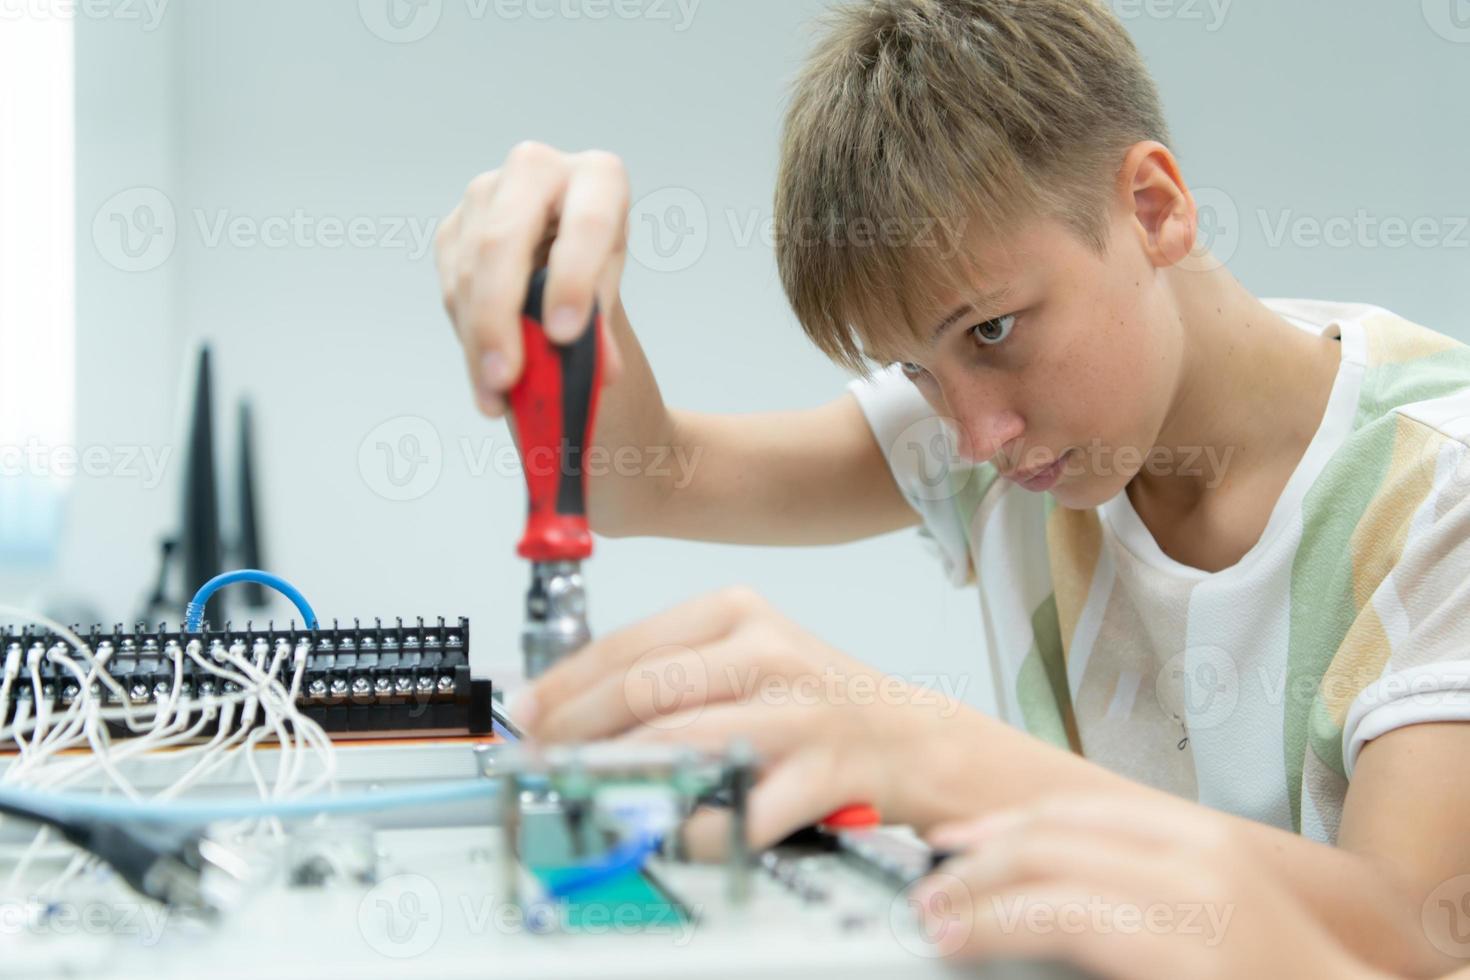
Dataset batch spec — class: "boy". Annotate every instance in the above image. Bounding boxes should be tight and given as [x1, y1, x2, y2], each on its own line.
[434, 0, 1470, 972]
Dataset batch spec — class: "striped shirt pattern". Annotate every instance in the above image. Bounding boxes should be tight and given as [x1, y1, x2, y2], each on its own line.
[849, 299, 1470, 842]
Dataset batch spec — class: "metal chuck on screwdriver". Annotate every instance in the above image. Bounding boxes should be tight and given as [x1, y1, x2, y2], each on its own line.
[508, 268, 606, 680]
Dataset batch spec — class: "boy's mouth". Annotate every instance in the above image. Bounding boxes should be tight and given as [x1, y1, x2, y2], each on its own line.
[1007, 450, 1073, 492]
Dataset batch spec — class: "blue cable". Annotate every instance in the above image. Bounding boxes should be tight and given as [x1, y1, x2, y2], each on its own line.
[0, 779, 497, 827]
[541, 832, 663, 899]
[185, 569, 319, 632]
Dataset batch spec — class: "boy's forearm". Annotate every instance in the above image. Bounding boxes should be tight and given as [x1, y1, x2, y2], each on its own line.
[582, 297, 680, 536]
[1230, 819, 1435, 977]
[550, 298, 915, 546]
[903, 706, 1441, 976]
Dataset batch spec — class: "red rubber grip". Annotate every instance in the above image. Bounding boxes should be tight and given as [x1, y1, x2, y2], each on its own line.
[821, 803, 881, 829]
[509, 271, 604, 562]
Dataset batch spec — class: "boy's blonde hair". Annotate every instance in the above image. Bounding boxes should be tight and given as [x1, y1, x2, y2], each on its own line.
[775, 0, 1171, 374]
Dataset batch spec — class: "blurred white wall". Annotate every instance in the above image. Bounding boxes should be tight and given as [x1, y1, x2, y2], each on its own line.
[39, 0, 1470, 710]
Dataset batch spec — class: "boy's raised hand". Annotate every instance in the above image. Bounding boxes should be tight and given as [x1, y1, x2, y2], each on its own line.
[435, 142, 627, 417]
[513, 586, 967, 849]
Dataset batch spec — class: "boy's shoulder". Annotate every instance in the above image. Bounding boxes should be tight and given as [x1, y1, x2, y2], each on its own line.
[1290, 299, 1470, 541]
[1266, 298, 1470, 445]
[1337, 301, 1470, 449]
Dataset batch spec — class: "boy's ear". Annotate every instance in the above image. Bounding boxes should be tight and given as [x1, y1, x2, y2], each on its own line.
[1119, 141, 1195, 268]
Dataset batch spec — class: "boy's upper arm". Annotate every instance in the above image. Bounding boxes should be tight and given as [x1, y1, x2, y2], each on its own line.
[1338, 721, 1470, 968]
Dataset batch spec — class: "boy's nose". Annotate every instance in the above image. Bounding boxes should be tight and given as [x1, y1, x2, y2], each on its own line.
[951, 411, 1025, 466]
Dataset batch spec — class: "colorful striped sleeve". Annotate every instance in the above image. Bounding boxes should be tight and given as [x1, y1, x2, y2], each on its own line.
[846, 365, 977, 586]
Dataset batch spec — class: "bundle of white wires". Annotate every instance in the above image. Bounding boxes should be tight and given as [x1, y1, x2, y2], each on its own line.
[0, 605, 338, 901]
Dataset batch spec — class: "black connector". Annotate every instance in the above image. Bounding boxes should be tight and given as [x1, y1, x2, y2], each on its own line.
[56, 818, 246, 917]
[0, 794, 246, 918]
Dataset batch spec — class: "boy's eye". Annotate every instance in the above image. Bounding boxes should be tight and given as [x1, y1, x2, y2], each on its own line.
[899, 361, 929, 379]
[971, 314, 1016, 346]
[898, 312, 1016, 376]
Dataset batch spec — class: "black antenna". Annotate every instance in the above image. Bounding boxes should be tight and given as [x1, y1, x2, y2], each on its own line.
[181, 346, 223, 626]
[236, 399, 266, 608]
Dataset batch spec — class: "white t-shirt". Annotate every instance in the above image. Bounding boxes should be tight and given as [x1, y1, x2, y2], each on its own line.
[849, 298, 1470, 842]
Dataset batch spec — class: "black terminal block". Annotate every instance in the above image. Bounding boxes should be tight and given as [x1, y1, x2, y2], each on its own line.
[0, 616, 494, 743]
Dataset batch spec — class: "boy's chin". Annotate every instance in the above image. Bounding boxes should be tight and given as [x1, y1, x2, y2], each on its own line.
[1049, 472, 1130, 510]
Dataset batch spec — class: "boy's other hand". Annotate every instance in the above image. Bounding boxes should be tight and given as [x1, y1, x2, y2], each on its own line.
[913, 795, 1377, 980]
[514, 586, 965, 848]
[435, 142, 627, 417]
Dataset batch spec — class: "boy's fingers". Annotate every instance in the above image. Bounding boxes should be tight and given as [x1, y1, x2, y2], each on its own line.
[542, 151, 631, 344]
[434, 202, 464, 305]
[677, 805, 733, 862]
[534, 627, 785, 743]
[457, 144, 572, 409]
[926, 828, 1187, 909]
[746, 745, 864, 849]
[676, 745, 861, 855]
[591, 242, 628, 385]
[618, 699, 819, 761]
[937, 880, 1186, 979]
[526, 587, 767, 733]
[928, 793, 1224, 857]
[927, 810, 1031, 851]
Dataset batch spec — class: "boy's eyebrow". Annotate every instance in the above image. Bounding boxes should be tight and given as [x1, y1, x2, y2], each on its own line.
[927, 286, 1009, 349]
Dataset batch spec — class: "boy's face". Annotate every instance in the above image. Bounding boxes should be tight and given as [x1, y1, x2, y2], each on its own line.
[880, 211, 1184, 509]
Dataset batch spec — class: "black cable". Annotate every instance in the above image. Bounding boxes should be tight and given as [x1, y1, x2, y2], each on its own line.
[0, 797, 239, 915]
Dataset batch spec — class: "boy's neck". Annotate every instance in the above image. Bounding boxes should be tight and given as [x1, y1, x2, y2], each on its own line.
[1133, 267, 1343, 518]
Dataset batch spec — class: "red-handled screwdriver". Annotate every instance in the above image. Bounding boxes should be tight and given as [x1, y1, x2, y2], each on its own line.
[508, 268, 605, 679]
